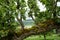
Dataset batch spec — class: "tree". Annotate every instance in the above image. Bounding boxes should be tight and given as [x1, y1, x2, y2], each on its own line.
[15, 0, 60, 40]
[0, 0, 18, 40]
[16, 0, 26, 30]
[0, 0, 60, 40]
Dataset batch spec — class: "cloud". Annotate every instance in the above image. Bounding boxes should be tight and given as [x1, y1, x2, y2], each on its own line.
[37, 0, 46, 12]
[57, 2, 60, 7]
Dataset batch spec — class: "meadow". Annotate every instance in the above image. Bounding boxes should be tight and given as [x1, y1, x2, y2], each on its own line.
[24, 34, 60, 40]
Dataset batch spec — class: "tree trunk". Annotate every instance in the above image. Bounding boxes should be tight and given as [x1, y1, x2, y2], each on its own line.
[56, 28, 58, 34]
[31, 15, 39, 26]
[20, 19, 24, 30]
[43, 33, 46, 40]
[14, 24, 55, 40]
[17, 16, 24, 30]
[56, 28, 60, 34]
[16, 0, 25, 30]
[53, 0, 58, 20]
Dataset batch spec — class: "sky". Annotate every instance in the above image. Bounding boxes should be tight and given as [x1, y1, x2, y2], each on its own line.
[57, 2, 60, 6]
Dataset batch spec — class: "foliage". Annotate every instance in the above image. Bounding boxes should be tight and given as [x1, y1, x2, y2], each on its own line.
[0, 0, 60, 40]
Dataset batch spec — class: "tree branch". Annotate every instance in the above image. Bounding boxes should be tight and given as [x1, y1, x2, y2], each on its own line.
[14, 20, 57, 40]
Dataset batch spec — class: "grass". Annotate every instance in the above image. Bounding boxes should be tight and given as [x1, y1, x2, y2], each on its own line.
[24, 34, 60, 40]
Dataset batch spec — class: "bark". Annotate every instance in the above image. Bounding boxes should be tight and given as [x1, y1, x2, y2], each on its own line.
[56, 29, 58, 34]
[20, 20, 24, 30]
[52, 0, 57, 21]
[53, 0, 59, 34]
[14, 24, 56, 40]
[53, 0, 58, 20]
[55, 26, 59, 34]
[31, 15, 40, 27]
[43, 33, 46, 40]
[17, 0, 20, 9]
[14, 30, 44, 40]
[31, 15, 35, 22]
[17, 17, 24, 30]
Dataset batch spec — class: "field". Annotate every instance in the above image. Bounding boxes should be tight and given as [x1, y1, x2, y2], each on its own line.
[24, 34, 60, 40]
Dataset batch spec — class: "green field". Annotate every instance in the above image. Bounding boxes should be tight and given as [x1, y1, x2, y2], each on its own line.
[24, 34, 60, 40]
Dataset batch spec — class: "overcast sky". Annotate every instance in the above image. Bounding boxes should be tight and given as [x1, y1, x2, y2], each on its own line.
[57, 2, 60, 6]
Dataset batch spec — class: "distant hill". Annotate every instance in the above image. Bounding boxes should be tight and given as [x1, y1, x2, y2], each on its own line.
[26, 19, 33, 21]
[23, 19, 34, 26]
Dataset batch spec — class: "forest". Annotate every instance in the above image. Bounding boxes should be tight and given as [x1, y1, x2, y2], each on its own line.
[0, 0, 60, 40]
